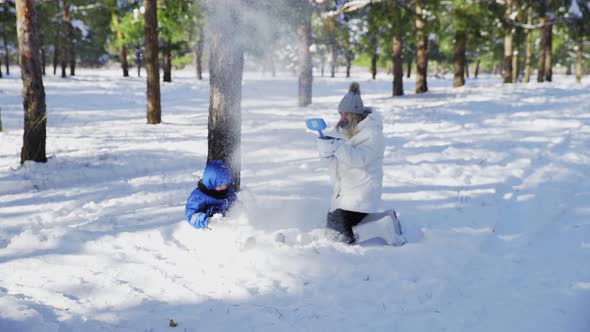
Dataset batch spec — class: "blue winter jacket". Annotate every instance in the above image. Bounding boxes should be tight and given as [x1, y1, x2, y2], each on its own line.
[185, 160, 237, 228]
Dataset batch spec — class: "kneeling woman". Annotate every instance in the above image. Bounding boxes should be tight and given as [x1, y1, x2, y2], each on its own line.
[316, 82, 395, 244]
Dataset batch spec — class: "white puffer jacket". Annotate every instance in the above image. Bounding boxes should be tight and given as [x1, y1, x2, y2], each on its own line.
[329, 112, 385, 213]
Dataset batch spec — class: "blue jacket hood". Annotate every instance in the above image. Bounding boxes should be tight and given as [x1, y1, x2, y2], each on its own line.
[202, 160, 233, 189]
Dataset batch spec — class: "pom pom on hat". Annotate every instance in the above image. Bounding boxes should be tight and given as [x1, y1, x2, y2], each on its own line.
[348, 82, 361, 94]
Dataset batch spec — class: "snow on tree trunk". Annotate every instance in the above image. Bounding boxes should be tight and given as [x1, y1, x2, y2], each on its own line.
[207, 0, 244, 190]
[576, 37, 583, 83]
[392, 35, 403, 96]
[503, 0, 513, 84]
[415, 0, 428, 94]
[453, 30, 466, 87]
[16, 0, 47, 164]
[297, 2, 312, 107]
[144, 0, 161, 124]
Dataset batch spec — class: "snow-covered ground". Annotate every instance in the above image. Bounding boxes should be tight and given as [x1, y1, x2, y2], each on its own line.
[1, 67, 589, 332]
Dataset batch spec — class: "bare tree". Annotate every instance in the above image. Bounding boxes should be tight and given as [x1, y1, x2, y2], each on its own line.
[207, 0, 244, 190]
[16, 0, 47, 163]
[144, 0, 161, 124]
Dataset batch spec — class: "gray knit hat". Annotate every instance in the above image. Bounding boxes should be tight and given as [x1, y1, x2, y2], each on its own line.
[338, 82, 371, 115]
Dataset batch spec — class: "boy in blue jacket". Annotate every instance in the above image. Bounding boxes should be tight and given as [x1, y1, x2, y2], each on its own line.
[185, 160, 237, 228]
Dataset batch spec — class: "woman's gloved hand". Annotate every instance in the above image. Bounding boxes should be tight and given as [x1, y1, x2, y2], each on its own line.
[316, 137, 344, 158]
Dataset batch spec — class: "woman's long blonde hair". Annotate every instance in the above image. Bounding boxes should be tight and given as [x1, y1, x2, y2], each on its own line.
[336, 113, 364, 139]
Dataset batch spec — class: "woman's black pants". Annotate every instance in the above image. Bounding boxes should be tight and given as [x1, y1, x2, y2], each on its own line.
[326, 209, 368, 244]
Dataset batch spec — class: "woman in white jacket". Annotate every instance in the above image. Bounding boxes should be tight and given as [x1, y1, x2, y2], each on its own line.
[317, 82, 404, 245]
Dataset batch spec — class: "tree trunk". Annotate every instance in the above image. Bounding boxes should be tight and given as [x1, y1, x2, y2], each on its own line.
[503, 0, 513, 83]
[523, 6, 533, 83]
[415, 0, 428, 93]
[0, 57, 3, 78]
[512, 49, 519, 82]
[297, 3, 312, 107]
[69, 23, 75, 76]
[320, 52, 325, 77]
[474, 59, 480, 78]
[330, 45, 336, 78]
[537, 14, 547, 82]
[52, 0, 59, 75]
[144, 0, 161, 124]
[576, 36, 583, 83]
[163, 43, 172, 82]
[136, 48, 142, 77]
[16, 0, 47, 164]
[120, 45, 129, 77]
[207, 1, 244, 190]
[61, 0, 70, 78]
[453, 30, 466, 87]
[465, 61, 470, 78]
[195, 25, 204, 80]
[40, 48, 45, 75]
[392, 35, 403, 96]
[406, 55, 412, 78]
[112, 12, 129, 77]
[2, 0, 9, 75]
[2, 29, 9, 75]
[544, 23, 552, 82]
[52, 45, 58, 75]
[345, 50, 352, 78]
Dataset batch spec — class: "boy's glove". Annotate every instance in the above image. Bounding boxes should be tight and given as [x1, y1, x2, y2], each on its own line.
[188, 212, 210, 228]
[316, 137, 344, 158]
[207, 213, 223, 228]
